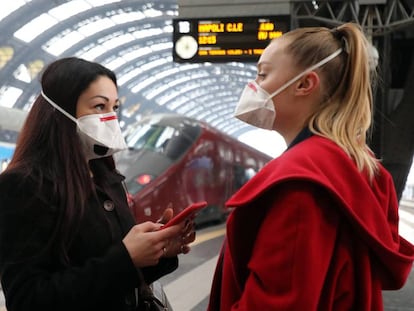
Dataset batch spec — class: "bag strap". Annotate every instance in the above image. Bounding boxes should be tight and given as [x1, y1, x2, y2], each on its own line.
[136, 268, 168, 310]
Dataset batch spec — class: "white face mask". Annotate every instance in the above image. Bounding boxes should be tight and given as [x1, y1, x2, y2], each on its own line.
[234, 48, 343, 130]
[41, 91, 127, 160]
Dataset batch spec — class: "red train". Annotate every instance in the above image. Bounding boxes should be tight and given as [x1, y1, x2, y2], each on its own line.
[115, 113, 272, 225]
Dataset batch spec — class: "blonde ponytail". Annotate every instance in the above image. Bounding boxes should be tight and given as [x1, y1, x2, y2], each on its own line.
[284, 23, 379, 180]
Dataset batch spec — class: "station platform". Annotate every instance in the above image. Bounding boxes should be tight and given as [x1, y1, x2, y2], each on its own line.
[163, 201, 414, 310]
[0, 202, 412, 310]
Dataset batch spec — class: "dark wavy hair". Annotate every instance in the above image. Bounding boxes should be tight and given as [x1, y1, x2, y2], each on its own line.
[6, 57, 117, 264]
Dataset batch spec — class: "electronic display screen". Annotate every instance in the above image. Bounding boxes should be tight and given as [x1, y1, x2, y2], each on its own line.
[173, 15, 290, 63]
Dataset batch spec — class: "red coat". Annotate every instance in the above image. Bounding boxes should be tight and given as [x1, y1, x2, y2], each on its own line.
[208, 135, 414, 311]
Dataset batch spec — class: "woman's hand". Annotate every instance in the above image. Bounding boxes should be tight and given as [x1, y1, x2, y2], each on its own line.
[164, 218, 196, 256]
[122, 221, 181, 267]
[158, 206, 197, 257]
[122, 206, 197, 267]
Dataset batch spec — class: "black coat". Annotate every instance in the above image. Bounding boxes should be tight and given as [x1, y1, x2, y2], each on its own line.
[0, 165, 177, 311]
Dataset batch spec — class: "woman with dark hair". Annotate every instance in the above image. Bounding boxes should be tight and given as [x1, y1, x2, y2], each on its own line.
[208, 23, 414, 310]
[0, 57, 194, 310]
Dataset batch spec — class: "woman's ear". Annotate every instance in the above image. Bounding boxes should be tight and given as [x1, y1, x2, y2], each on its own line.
[295, 71, 320, 96]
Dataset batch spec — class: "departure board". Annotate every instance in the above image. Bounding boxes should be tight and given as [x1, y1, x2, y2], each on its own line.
[172, 16, 290, 63]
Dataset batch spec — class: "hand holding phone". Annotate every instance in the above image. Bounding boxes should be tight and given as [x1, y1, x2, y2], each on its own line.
[162, 201, 207, 229]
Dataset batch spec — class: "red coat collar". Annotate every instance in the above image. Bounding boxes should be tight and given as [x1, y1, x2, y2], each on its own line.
[227, 135, 414, 274]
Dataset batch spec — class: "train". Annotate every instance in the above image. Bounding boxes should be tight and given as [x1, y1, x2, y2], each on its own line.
[114, 113, 273, 225]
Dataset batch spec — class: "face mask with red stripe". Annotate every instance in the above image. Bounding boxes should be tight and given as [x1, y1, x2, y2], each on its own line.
[41, 91, 127, 160]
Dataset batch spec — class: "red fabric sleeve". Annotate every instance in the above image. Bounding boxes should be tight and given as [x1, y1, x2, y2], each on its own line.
[233, 182, 340, 310]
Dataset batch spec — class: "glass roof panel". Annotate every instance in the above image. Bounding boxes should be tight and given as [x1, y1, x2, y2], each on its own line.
[131, 76, 156, 93]
[140, 58, 168, 72]
[43, 31, 85, 56]
[86, 0, 121, 6]
[163, 25, 173, 33]
[111, 12, 146, 24]
[0, 0, 259, 142]
[105, 57, 127, 71]
[189, 106, 205, 115]
[119, 50, 138, 62]
[48, 0, 92, 20]
[13, 64, 31, 83]
[143, 8, 163, 18]
[0, 0, 32, 22]
[134, 46, 152, 58]
[170, 97, 190, 110]
[146, 84, 171, 100]
[153, 67, 180, 80]
[151, 42, 172, 51]
[117, 68, 143, 86]
[14, 13, 58, 42]
[168, 76, 193, 87]
[102, 33, 134, 50]
[197, 109, 214, 119]
[44, 8, 157, 57]
[23, 94, 36, 111]
[157, 93, 178, 106]
[132, 28, 163, 39]
[176, 102, 197, 114]
[0, 86, 23, 108]
[165, 10, 178, 17]
[77, 17, 115, 36]
[77, 45, 107, 61]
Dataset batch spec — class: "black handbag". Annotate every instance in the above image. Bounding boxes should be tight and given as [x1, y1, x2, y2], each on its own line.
[137, 283, 168, 311]
[136, 270, 169, 311]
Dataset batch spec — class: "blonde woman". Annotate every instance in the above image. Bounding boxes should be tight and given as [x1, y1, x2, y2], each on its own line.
[208, 23, 414, 310]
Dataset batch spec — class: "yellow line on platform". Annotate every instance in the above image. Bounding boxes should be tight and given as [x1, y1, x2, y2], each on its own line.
[192, 227, 226, 246]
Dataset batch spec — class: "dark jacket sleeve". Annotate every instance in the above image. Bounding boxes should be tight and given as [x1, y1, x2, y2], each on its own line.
[142, 257, 178, 284]
[0, 173, 140, 311]
[102, 168, 179, 285]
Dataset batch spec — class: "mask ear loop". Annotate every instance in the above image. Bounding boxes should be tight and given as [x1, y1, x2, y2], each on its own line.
[331, 27, 350, 54]
[268, 48, 343, 98]
[40, 90, 78, 124]
[342, 37, 350, 54]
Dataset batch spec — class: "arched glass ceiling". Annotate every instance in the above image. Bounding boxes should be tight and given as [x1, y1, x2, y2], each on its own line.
[0, 0, 258, 141]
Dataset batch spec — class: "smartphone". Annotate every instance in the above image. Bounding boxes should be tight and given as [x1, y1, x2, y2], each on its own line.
[162, 201, 207, 228]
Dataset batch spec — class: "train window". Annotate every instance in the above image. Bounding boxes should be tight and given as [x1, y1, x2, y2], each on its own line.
[154, 127, 175, 150]
[125, 123, 194, 160]
[233, 165, 257, 190]
[126, 179, 144, 195]
[126, 124, 157, 149]
[245, 167, 256, 180]
[163, 132, 193, 160]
